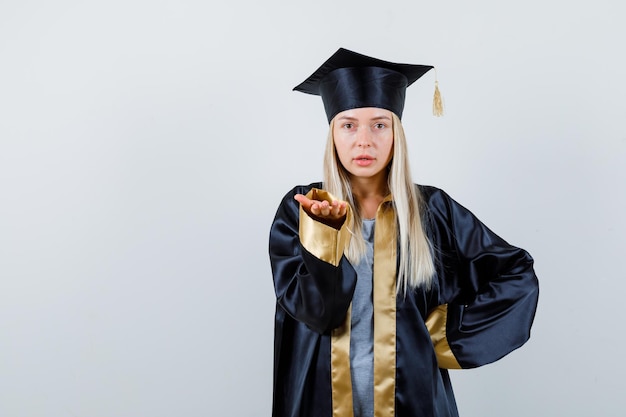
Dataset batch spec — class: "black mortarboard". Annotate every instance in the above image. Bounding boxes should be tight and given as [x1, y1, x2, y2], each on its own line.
[293, 48, 437, 122]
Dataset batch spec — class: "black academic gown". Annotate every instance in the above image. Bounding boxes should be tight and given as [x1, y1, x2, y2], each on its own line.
[269, 183, 539, 417]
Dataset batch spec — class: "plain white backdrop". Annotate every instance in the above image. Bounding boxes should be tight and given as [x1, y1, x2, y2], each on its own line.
[1, 1, 624, 416]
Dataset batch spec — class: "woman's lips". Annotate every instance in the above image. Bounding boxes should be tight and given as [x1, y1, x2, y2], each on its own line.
[354, 155, 375, 167]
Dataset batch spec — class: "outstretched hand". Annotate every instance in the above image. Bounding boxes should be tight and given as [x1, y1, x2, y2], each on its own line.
[294, 194, 348, 229]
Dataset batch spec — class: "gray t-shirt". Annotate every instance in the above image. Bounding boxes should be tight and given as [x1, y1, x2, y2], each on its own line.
[350, 219, 375, 417]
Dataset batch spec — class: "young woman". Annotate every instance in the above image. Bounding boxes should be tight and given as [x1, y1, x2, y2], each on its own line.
[269, 48, 539, 417]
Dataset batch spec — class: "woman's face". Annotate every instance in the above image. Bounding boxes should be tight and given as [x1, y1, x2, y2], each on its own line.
[332, 107, 394, 181]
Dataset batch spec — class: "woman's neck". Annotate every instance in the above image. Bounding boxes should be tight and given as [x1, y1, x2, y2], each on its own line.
[350, 175, 389, 219]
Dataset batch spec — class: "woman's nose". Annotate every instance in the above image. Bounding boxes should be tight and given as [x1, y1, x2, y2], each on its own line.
[357, 129, 372, 147]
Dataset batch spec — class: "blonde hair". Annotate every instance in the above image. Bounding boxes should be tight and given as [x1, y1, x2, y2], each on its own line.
[323, 113, 435, 294]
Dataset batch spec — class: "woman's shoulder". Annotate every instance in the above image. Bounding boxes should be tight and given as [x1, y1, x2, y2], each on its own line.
[416, 184, 493, 234]
[416, 183, 443, 197]
[416, 184, 467, 219]
[416, 184, 450, 206]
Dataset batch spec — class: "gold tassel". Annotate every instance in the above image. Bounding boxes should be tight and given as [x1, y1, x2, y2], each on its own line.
[432, 80, 444, 117]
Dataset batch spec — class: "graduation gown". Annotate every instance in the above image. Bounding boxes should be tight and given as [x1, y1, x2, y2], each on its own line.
[269, 183, 539, 417]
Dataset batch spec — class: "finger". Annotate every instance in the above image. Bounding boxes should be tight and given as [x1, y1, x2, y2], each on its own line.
[319, 201, 330, 216]
[294, 194, 310, 207]
[295, 194, 320, 215]
[338, 202, 347, 217]
[310, 203, 320, 216]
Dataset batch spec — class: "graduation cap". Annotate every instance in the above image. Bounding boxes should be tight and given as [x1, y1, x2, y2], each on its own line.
[293, 48, 443, 122]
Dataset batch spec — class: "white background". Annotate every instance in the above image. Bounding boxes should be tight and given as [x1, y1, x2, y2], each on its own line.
[1, 1, 624, 416]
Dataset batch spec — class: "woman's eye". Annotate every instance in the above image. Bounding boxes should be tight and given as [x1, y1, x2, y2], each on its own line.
[374, 123, 386, 129]
[343, 123, 353, 129]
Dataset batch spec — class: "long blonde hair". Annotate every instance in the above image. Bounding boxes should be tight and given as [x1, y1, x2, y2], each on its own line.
[323, 113, 435, 293]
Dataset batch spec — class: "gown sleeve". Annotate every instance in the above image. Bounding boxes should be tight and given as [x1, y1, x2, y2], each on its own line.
[269, 185, 357, 334]
[424, 187, 539, 369]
